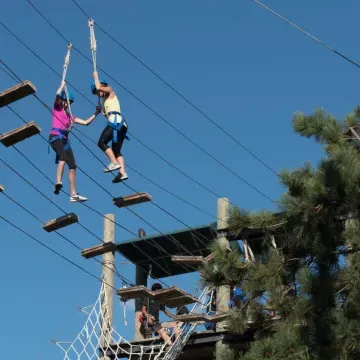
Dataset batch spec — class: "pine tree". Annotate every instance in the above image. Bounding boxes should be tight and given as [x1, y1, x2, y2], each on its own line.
[200, 106, 360, 360]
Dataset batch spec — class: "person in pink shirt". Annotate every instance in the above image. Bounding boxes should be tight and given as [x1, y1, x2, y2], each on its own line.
[49, 80, 101, 202]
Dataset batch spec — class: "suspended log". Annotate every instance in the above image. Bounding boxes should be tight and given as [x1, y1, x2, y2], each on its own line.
[0, 80, 36, 107]
[0, 185, 4, 192]
[42, 213, 79, 232]
[81, 242, 117, 259]
[175, 313, 228, 323]
[0, 121, 41, 147]
[116, 285, 153, 300]
[113, 192, 152, 208]
[171, 255, 204, 265]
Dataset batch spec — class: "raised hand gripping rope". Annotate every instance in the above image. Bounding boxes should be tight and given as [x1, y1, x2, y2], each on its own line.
[62, 43, 74, 132]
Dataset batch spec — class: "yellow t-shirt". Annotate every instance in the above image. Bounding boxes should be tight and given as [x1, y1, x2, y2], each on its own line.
[103, 94, 122, 124]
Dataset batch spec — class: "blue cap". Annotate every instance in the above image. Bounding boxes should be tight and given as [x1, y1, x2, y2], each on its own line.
[60, 90, 74, 103]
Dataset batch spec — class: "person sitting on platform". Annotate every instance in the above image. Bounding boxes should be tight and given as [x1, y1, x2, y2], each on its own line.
[140, 283, 178, 347]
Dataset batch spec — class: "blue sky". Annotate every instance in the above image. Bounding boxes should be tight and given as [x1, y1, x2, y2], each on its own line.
[0, 0, 359, 358]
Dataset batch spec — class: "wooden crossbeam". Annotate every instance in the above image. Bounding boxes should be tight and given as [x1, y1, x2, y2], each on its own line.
[153, 286, 186, 301]
[113, 192, 152, 208]
[0, 185, 4, 193]
[81, 242, 117, 259]
[116, 285, 153, 300]
[42, 213, 79, 232]
[165, 294, 198, 308]
[0, 81, 36, 108]
[171, 255, 204, 265]
[0, 121, 41, 147]
[175, 313, 228, 323]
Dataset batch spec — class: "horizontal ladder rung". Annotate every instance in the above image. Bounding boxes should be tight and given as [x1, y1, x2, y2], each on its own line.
[42, 213, 79, 232]
[0, 121, 41, 147]
[113, 192, 152, 208]
[0, 81, 36, 107]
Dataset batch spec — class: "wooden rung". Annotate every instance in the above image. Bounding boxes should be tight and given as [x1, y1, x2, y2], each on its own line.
[0, 121, 41, 147]
[42, 213, 79, 232]
[152, 286, 186, 301]
[0, 185, 4, 192]
[116, 285, 153, 300]
[175, 313, 228, 323]
[164, 294, 198, 308]
[81, 242, 117, 259]
[0, 81, 36, 108]
[113, 192, 152, 208]
[171, 255, 204, 265]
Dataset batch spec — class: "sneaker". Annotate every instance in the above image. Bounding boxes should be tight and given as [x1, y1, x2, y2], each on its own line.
[104, 162, 121, 173]
[54, 182, 63, 195]
[70, 194, 88, 202]
[112, 172, 128, 184]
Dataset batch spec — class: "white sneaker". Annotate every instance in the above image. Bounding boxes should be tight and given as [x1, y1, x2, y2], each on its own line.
[120, 173, 128, 181]
[70, 194, 88, 202]
[104, 162, 121, 173]
[112, 172, 128, 183]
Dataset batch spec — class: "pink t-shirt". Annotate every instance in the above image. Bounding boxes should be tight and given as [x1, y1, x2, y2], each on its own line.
[49, 105, 76, 138]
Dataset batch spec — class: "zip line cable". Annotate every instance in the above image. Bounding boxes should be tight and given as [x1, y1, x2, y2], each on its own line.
[0, 213, 118, 291]
[69, 0, 279, 177]
[21, 0, 276, 205]
[0, 188, 134, 286]
[251, 0, 360, 70]
[0, 65, 204, 281]
[0, 19, 240, 211]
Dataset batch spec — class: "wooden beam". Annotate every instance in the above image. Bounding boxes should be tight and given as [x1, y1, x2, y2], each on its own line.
[165, 294, 198, 308]
[171, 255, 204, 265]
[42, 213, 79, 232]
[116, 285, 153, 300]
[175, 313, 228, 323]
[113, 192, 152, 208]
[81, 242, 117, 259]
[0, 185, 4, 193]
[0, 121, 41, 147]
[0, 81, 36, 108]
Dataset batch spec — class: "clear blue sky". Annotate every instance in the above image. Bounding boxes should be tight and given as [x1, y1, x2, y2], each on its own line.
[0, 0, 359, 358]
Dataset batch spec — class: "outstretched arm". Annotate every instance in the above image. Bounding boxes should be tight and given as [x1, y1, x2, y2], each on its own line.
[54, 80, 66, 108]
[93, 71, 114, 95]
[74, 106, 101, 126]
[162, 306, 177, 320]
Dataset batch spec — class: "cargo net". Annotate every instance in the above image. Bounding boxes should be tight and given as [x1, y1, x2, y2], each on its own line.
[54, 281, 210, 360]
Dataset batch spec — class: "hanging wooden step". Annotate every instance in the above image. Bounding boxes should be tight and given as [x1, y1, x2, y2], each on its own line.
[0, 121, 41, 147]
[0, 80, 36, 107]
[0, 185, 4, 192]
[171, 255, 204, 265]
[116, 285, 153, 301]
[164, 293, 198, 308]
[113, 192, 152, 208]
[42, 213, 79, 232]
[175, 313, 228, 323]
[81, 242, 117, 259]
[152, 286, 186, 302]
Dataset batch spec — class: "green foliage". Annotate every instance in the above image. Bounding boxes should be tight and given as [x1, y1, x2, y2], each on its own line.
[205, 106, 360, 360]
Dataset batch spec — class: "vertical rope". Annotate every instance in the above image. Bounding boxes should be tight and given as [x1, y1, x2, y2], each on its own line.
[61, 43, 74, 131]
[88, 19, 97, 72]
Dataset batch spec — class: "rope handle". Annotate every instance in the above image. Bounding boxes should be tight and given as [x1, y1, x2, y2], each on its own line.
[88, 18, 97, 71]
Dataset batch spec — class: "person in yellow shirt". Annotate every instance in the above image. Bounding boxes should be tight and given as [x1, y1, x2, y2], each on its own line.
[91, 71, 128, 183]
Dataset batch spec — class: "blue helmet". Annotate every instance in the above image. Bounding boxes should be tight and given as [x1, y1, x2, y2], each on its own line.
[91, 79, 108, 94]
[60, 90, 75, 103]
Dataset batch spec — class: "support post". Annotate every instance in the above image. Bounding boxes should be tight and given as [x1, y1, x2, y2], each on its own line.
[134, 229, 148, 340]
[216, 198, 230, 360]
[100, 214, 115, 354]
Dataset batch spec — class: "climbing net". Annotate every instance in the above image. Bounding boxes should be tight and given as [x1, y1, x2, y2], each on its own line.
[54, 281, 210, 360]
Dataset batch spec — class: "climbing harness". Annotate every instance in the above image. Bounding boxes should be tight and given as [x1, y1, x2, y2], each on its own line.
[88, 19, 97, 72]
[107, 111, 130, 144]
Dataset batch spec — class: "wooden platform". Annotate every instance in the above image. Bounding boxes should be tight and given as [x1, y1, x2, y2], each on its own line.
[0, 185, 4, 193]
[176, 313, 228, 323]
[113, 192, 152, 208]
[42, 213, 79, 232]
[171, 255, 205, 265]
[116, 285, 198, 308]
[81, 242, 117, 259]
[0, 121, 41, 147]
[0, 81, 36, 108]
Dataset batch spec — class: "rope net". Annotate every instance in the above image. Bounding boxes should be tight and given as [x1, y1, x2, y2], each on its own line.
[55, 281, 210, 360]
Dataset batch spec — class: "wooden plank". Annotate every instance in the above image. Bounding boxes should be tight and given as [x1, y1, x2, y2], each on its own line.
[0, 185, 4, 192]
[42, 213, 79, 233]
[165, 294, 198, 308]
[113, 192, 152, 208]
[0, 81, 36, 108]
[81, 242, 117, 259]
[176, 313, 228, 323]
[116, 285, 153, 300]
[171, 255, 204, 265]
[152, 286, 186, 301]
[0, 121, 41, 147]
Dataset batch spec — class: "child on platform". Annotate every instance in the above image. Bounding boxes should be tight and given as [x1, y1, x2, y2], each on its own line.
[91, 71, 128, 184]
[49, 80, 101, 202]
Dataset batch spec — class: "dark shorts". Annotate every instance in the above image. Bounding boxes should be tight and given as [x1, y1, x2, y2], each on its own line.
[49, 136, 76, 169]
[98, 124, 128, 157]
[141, 317, 162, 334]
